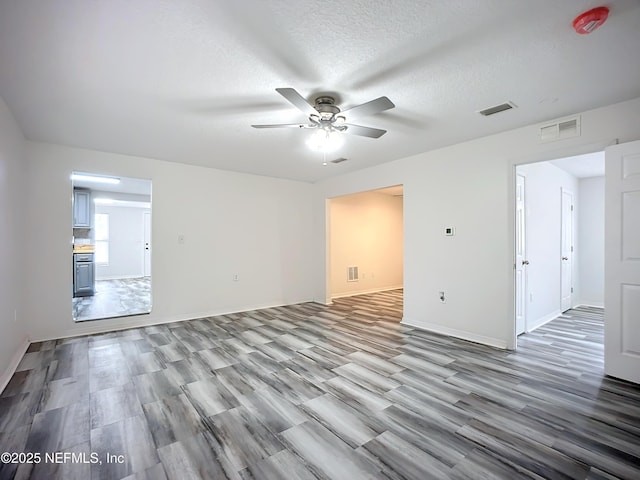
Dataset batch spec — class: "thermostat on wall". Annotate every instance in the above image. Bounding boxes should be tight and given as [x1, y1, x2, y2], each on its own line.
[445, 227, 455, 236]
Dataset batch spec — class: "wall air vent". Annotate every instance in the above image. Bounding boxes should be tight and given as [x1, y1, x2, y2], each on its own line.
[478, 102, 516, 116]
[539, 116, 581, 143]
[330, 157, 348, 164]
[347, 266, 359, 282]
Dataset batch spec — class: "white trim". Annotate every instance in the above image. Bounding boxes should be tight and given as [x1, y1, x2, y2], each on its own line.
[0, 337, 30, 394]
[401, 317, 508, 350]
[330, 285, 403, 300]
[526, 309, 562, 332]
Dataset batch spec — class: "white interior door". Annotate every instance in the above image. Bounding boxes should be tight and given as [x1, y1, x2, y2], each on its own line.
[561, 189, 573, 312]
[515, 174, 527, 335]
[143, 212, 151, 277]
[605, 140, 640, 384]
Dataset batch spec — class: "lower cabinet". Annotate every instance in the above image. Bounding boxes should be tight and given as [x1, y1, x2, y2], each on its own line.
[74, 254, 95, 297]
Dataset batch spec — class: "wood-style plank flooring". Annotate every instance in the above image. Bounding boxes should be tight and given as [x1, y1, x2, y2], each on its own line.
[1, 291, 639, 479]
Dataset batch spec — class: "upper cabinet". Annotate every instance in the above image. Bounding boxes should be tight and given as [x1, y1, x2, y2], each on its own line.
[73, 189, 92, 227]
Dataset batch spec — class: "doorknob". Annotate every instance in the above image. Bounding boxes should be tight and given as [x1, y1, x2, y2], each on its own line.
[522, 260, 529, 265]
[562, 256, 568, 260]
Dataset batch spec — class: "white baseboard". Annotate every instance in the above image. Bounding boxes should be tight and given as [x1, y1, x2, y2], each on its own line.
[401, 317, 508, 350]
[577, 301, 604, 308]
[331, 285, 403, 300]
[95, 274, 146, 281]
[526, 309, 561, 333]
[0, 336, 30, 394]
[30, 297, 315, 343]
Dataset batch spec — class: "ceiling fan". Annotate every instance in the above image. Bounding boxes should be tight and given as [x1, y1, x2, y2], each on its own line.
[251, 88, 395, 139]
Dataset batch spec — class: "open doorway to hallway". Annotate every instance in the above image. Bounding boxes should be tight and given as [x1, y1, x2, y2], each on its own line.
[327, 185, 403, 302]
[514, 152, 604, 343]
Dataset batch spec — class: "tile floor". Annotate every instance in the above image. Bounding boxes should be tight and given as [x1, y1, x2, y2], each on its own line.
[73, 278, 151, 322]
[2, 291, 640, 479]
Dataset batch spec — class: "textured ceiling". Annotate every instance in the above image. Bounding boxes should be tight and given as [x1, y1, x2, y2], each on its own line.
[0, 0, 639, 182]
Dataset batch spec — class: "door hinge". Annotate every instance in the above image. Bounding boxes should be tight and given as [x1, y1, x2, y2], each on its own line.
[571, 287, 574, 293]
[571, 205, 574, 211]
[571, 246, 574, 252]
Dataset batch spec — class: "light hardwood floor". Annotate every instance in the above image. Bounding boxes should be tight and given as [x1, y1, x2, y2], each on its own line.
[1, 291, 639, 479]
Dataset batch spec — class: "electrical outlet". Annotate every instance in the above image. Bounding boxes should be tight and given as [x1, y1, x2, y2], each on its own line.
[439, 291, 446, 303]
[177, 234, 185, 244]
[233, 274, 239, 282]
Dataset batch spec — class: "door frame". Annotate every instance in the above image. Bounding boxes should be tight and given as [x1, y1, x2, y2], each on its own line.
[508, 140, 612, 350]
[143, 211, 151, 277]
[560, 188, 574, 312]
[515, 173, 528, 335]
[325, 185, 404, 302]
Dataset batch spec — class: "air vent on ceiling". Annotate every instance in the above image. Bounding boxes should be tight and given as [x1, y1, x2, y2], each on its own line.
[347, 266, 359, 282]
[330, 157, 348, 164]
[539, 116, 581, 143]
[478, 102, 516, 116]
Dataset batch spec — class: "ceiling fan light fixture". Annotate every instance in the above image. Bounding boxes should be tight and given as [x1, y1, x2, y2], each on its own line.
[306, 129, 343, 153]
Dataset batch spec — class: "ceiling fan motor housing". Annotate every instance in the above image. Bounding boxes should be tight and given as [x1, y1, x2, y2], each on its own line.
[314, 96, 340, 121]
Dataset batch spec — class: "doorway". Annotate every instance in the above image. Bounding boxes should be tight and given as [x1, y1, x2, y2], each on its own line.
[514, 151, 604, 340]
[71, 172, 152, 321]
[327, 185, 404, 302]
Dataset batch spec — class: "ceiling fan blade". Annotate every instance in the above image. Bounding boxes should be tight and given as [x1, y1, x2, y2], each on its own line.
[341, 96, 395, 120]
[251, 123, 310, 129]
[275, 88, 318, 117]
[343, 124, 387, 138]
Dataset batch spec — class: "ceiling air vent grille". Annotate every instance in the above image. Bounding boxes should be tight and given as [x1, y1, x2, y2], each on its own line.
[330, 157, 348, 164]
[539, 116, 581, 143]
[478, 102, 516, 116]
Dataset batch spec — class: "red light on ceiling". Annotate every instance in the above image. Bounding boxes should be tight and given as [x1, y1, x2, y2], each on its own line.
[573, 6, 610, 34]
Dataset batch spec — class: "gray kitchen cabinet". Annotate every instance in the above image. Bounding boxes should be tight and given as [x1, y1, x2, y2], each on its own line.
[73, 189, 92, 227]
[74, 253, 95, 296]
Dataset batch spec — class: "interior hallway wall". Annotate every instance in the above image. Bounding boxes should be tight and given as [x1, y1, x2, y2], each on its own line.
[578, 176, 605, 307]
[0, 96, 28, 389]
[329, 191, 403, 298]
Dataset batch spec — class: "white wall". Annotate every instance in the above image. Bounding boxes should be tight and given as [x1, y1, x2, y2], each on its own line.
[516, 162, 579, 330]
[24, 142, 315, 341]
[329, 191, 403, 297]
[94, 204, 150, 280]
[0, 97, 29, 389]
[579, 176, 605, 307]
[12, 96, 640, 354]
[313, 97, 640, 349]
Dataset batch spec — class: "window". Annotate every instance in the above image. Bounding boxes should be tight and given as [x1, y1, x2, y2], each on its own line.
[95, 213, 110, 265]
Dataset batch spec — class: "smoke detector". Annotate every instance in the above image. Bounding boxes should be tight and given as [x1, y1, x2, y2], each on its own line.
[573, 6, 609, 35]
